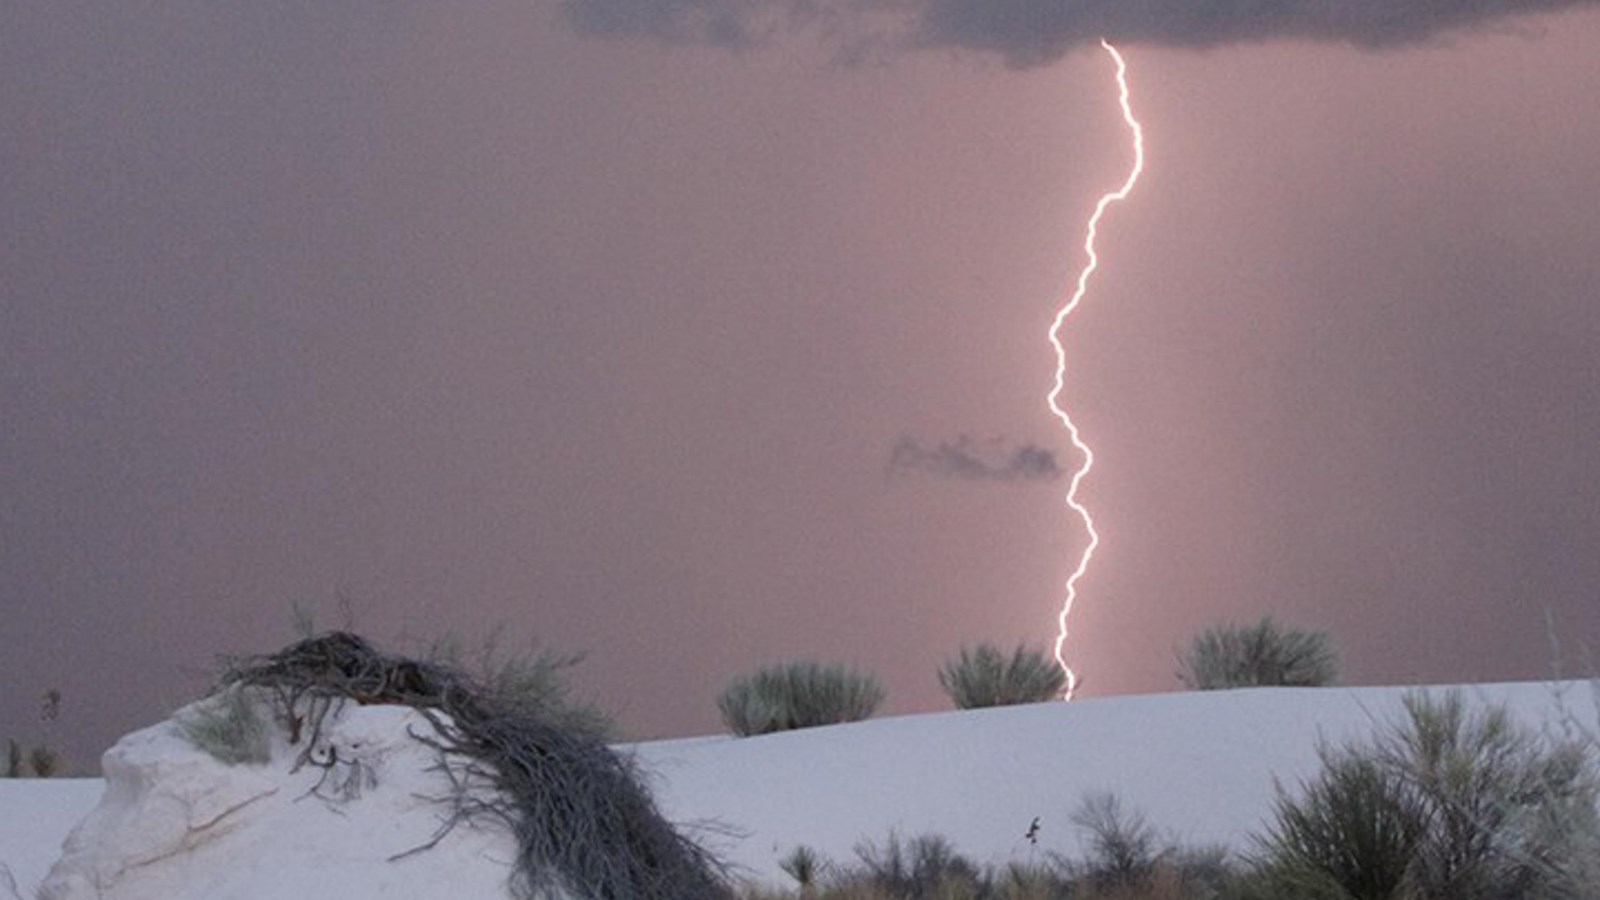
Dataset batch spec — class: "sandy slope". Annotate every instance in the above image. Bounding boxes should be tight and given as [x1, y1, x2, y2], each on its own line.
[633, 681, 1596, 883]
[0, 778, 102, 895]
[3, 680, 1592, 896]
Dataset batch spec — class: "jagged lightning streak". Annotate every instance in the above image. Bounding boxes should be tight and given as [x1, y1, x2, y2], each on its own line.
[1048, 39, 1145, 700]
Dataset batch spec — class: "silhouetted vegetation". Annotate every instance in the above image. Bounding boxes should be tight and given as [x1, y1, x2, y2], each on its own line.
[777, 845, 826, 892]
[282, 602, 614, 740]
[938, 643, 1066, 709]
[422, 631, 614, 740]
[213, 631, 731, 900]
[737, 690, 1600, 900]
[718, 661, 884, 737]
[851, 833, 985, 898]
[1176, 615, 1338, 690]
[741, 798, 1235, 900]
[3, 688, 66, 777]
[1251, 690, 1600, 900]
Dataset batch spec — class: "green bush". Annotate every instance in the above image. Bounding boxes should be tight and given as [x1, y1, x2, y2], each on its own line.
[1254, 690, 1600, 900]
[718, 661, 884, 737]
[1176, 615, 1338, 690]
[178, 685, 272, 765]
[938, 643, 1066, 709]
[1251, 755, 1427, 899]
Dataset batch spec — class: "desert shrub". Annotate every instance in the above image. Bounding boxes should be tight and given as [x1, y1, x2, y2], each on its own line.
[851, 833, 983, 899]
[1385, 691, 1600, 898]
[740, 824, 1239, 900]
[178, 684, 272, 765]
[423, 632, 613, 739]
[219, 631, 732, 900]
[2, 737, 64, 778]
[938, 643, 1066, 709]
[1176, 615, 1337, 690]
[286, 604, 615, 741]
[1062, 794, 1238, 900]
[4, 688, 67, 777]
[28, 745, 62, 777]
[1068, 792, 1161, 891]
[780, 845, 827, 890]
[479, 648, 612, 737]
[718, 661, 884, 737]
[1254, 690, 1600, 900]
[1251, 755, 1427, 900]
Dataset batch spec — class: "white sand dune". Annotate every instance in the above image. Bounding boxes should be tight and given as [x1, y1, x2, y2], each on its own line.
[633, 680, 1596, 883]
[3, 680, 1593, 897]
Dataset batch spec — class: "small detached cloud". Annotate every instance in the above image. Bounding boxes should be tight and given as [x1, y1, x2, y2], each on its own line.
[888, 435, 1064, 483]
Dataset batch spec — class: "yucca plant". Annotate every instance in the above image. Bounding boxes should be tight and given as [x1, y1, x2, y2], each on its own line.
[938, 643, 1066, 709]
[1254, 753, 1428, 900]
[1176, 615, 1337, 690]
[1254, 690, 1600, 900]
[779, 845, 825, 891]
[718, 661, 884, 737]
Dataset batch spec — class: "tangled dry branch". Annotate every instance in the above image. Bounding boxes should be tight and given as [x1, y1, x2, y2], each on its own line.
[219, 632, 732, 900]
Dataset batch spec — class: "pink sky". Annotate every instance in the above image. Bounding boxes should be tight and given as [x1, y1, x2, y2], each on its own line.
[4, 4, 1599, 765]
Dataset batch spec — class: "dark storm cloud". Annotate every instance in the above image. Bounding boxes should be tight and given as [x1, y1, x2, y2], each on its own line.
[889, 436, 1063, 483]
[562, 0, 777, 46]
[561, 0, 1595, 64]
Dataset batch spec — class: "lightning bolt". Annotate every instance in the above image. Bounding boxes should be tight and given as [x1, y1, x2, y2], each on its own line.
[1048, 39, 1145, 699]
